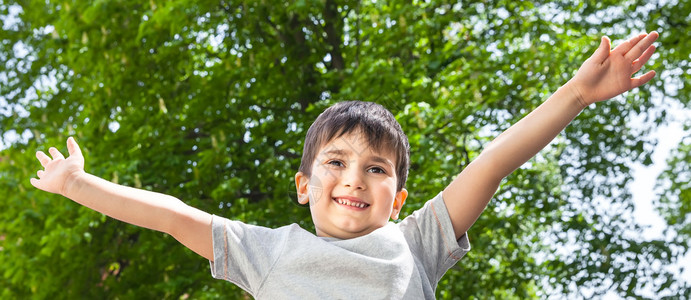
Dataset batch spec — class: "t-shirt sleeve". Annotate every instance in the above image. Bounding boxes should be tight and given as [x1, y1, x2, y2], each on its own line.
[398, 192, 471, 284]
[208, 215, 289, 294]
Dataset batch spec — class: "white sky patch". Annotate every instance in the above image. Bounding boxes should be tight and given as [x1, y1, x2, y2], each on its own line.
[0, 4, 22, 30]
[108, 121, 120, 133]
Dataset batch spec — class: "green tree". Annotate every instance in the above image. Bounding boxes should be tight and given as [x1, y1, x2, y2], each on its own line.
[1, 0, 688, 298]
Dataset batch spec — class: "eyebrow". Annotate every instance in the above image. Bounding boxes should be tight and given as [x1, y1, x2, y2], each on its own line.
[370, 156, 395, 169]
[322, 149, 350, 157]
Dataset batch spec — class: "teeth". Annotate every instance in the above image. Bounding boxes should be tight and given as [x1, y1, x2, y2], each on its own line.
[335, 198, 368, 208]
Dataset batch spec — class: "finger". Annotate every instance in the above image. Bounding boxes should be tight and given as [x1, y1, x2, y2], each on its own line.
[625, 31, 659, 61]
[37, 170, 44, 178]
[591, 36, 611, 64]
[632, 45, 656, 73]
[631, 70, 656, 89]
[36, 151, 51, 166]
[611, 33, 647, 56]
[49, 147, 65, 160]
[30, 177, 41, 189]
[67, 137, 83, 157]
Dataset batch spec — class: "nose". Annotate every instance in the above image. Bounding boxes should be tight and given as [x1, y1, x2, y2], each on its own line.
[342, 168, 366, 190]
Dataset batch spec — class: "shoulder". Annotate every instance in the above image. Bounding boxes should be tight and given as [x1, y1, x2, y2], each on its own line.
[397, 192, 471, 257]
[398, 192, 447, 227]
[211, 216, 311, 244]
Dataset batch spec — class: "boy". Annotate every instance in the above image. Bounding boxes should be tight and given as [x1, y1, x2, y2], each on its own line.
[30, 32, 659, 298]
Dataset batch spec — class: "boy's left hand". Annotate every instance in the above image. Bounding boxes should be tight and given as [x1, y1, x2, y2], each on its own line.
[569, 31, 658, 107]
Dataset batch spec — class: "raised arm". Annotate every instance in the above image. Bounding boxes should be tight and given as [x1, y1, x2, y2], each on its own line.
[443, 32, 659, 239]
[30, 137, 213, 260]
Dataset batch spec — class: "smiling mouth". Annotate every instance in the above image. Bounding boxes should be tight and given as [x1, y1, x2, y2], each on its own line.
[333, 197, 370, 209]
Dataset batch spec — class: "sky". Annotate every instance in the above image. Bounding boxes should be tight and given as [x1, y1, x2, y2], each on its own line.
[630, 97, 690, 283]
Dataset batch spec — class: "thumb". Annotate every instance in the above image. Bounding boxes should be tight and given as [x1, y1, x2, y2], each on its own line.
[30, 177, 42, 190]
[591, 36, 611, 64]
[67, 137, 82, 157]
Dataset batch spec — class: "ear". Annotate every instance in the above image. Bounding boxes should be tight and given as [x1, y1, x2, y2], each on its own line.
[295, 172, 310, 205]
[390, 188, 408, 220]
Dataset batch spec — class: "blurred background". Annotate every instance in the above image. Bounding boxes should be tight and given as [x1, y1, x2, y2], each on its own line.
[1, 0, 689, 298]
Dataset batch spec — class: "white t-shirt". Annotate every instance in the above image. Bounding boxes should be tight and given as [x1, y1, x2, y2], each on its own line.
[209, 192, 471, 299]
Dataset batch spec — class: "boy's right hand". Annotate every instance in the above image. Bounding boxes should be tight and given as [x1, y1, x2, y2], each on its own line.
[30, 137, 86, 197]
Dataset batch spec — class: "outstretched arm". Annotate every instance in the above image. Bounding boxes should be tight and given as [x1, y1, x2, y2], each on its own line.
[30, 137, 213, 260]
[443, 32, 659, 239]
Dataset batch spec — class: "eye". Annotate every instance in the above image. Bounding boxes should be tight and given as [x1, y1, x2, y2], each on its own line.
[326, 160, 344, 167]
[368, 166, 386, 174]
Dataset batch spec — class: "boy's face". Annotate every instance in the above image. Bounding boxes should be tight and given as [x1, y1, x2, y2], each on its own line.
[295, 130, 408, 239]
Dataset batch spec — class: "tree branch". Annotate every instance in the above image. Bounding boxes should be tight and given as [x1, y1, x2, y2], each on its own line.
[323, 0, 345, 71]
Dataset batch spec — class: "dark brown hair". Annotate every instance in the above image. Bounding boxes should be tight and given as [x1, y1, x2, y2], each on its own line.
[298, 101, 410, 191]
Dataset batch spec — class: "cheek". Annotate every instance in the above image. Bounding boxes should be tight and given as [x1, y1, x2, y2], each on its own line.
[372, 177, 397, 195]
[307, 185, 324, 204]
[307, 171, 336, 202]
[312, 164, 340, 183]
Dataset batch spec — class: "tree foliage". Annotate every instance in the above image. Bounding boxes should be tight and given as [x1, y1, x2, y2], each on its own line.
[1, 0, 688, 298]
